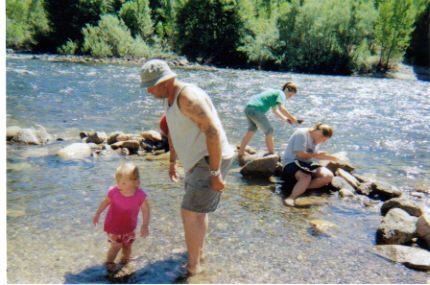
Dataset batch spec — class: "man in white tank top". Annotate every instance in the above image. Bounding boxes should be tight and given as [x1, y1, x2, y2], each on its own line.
[140, 59, 234, 275]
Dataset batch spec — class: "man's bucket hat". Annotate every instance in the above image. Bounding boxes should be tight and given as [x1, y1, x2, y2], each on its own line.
[140, 59, 177, 88]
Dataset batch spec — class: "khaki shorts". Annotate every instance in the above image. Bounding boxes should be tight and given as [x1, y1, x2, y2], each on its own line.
[182, 156, 233, 213]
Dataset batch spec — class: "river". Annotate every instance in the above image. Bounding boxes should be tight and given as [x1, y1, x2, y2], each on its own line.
[6, 57, 430, 283]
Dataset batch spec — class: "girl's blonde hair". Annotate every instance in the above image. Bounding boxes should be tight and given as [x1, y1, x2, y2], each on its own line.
[311, 122, 333, 138]
[282, 81, 297, 93]
[115, 163, 140, 181]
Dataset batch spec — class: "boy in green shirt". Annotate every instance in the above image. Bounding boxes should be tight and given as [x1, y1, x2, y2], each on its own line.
[238, 82, 298, 166]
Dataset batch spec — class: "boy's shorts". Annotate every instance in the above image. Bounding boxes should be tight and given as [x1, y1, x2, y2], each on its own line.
[245, 106, 273, 135]
[281, 160, 321, 184]
[182, 156, 233, 213]
[107, 232, 135, 246]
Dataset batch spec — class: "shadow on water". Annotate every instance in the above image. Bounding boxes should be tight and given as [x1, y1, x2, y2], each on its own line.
[64, 253, 191, 284]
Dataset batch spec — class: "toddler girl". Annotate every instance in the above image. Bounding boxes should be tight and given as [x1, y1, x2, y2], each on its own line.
[93, 163, 150, 272]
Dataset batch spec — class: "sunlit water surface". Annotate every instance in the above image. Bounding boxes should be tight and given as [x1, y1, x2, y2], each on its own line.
[6, 58, 430, 283]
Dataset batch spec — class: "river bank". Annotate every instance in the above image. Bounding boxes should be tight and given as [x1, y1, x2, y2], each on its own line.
[7, 50, 430, 81]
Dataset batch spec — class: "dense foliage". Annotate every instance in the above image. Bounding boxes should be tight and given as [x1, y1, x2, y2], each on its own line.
[6, 0, 430, 74]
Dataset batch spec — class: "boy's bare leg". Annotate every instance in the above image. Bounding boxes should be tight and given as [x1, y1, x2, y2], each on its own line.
[265, 133, 275, 154]
[238, 131, 256, 165]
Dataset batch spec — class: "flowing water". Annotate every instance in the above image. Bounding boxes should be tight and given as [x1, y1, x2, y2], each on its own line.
[6, 57, 430, 283]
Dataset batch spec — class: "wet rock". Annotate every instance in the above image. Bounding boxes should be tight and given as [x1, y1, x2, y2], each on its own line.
[57, 143, 92, 160]
[373, 245, 430, 270]
[357, 181, 374, 196]
[373, 181, 402, 200]
[107, 132, 123, 145]
[111, 140, 140, 154]
[117, 133, 139, 142]
[331, 176, 355, 192]
[416, 214, 430, 249]
[339, 188, 355, 198]
[83, 131, 107, 144]
[325, 161, 355, 174]
[141, 130, 162, 143]
[376, 208, 418, 245]
[294, 196, 330, 207]
[16, 128, 41, 145]
[8, 125, 54, 145]
[335, 168, 359, 188]
[240, 154, 282, 178]
[33, 124, 54, 144]
[309, 219, 338, 234]
[381, 198, 425, 217]
[7, 126, 22, 141]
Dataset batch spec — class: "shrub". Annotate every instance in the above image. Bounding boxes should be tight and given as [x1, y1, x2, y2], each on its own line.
[82, 14, 136, 57]
[57, 39, 79, 55]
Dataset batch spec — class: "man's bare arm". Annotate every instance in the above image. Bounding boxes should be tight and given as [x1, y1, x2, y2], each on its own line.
[177, 87, 222, 172]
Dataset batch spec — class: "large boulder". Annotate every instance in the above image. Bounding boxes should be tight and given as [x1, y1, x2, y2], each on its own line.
[376, 208, 418, 245]
[416, 214, 430, 249]
[240, 154, 282, 178]
[380, 198, 425, 217]
[373, 245, 430, 270]
[57, 143, 92, 160]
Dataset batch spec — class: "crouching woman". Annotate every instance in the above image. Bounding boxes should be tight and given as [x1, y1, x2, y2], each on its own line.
[281, 123, 339, 206]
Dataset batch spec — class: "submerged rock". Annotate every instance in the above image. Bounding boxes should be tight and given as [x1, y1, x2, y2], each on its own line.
[309, 219, 338, 235]
[376, 208, 418, 245]
[294, 196, 330, 207]
[57, 143, 92, 160]
[374, 245, 430, 270]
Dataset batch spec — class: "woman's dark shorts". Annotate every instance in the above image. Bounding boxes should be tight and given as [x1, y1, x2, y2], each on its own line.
[281, 160, 321, 184]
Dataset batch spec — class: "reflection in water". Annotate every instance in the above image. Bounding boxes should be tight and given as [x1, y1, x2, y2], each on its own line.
[6, 58, 430, 283]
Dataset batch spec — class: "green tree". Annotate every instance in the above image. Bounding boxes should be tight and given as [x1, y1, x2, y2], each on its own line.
[118, 0, 153, 38]
[277, 0, 377, 74]
[6, 0, 49, 50]
[175, 0, 246, 67]
[374, 0, 419, 69]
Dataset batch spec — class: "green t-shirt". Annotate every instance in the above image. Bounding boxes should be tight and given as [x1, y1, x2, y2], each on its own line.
[247, 89, 286, 113]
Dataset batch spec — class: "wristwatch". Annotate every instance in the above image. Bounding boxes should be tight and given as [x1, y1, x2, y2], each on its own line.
[210, 169, 221, 177]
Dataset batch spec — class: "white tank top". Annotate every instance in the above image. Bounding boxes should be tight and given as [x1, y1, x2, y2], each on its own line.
[163, 83, 234, 173]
